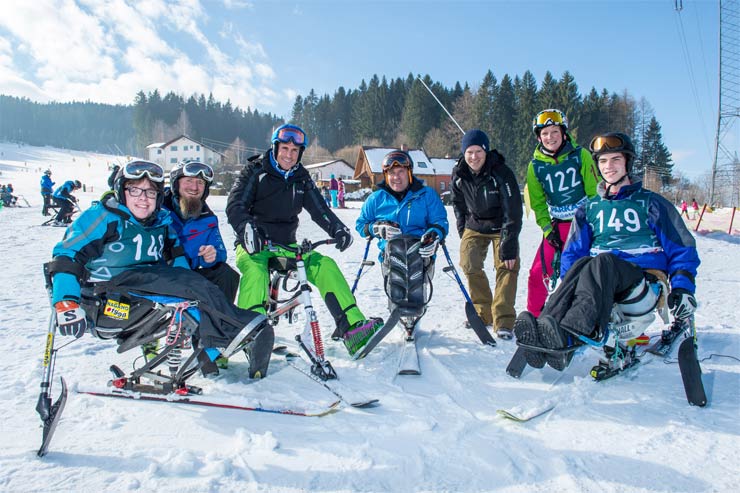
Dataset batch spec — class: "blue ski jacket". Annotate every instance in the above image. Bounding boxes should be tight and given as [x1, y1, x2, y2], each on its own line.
[41, 175, 55, 195]
[51, 194, 189, 304]
[53, 180, 76, 200]
[561, 181, 700, 293]
[356, 179, 448, 259]
[162, 190, 229, 269]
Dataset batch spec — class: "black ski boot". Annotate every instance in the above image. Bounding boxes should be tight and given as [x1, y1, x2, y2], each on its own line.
[513, 311, 546, 369]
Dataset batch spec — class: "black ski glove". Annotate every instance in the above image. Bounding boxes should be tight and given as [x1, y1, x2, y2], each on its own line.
[333, 227, 354, 252]
[243, 221, 267, 255]
[545, 228, 563, 250]
[668, 288, 697, 320]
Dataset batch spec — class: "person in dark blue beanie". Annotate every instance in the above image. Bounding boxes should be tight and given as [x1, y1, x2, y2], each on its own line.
[450, 128, 522, 340]
[461, 129, 490, 155]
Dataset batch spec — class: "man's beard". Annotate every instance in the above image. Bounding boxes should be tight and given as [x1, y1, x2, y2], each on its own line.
[179, 195, 203, 219]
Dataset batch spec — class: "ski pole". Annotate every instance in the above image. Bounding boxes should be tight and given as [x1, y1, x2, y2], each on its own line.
[351, 237, 374, 294]
[440, 243, 496, 346]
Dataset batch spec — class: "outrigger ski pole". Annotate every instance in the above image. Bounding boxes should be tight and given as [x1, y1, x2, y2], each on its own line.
[440, 243, 496, 347]
[351, 237, 375, 295]
[37, 309, 68, 457]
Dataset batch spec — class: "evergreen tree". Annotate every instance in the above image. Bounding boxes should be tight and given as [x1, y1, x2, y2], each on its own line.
[642, 116, 673, 185]
[491, 74, 516, 160]
[512, 71, 539, 180]
[474, 70, 497, 136]
[537, 71, 558, 109]
[554, 71, 581, 139]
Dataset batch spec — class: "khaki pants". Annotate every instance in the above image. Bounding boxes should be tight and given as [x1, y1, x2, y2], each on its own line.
[459, 229, 519, 330]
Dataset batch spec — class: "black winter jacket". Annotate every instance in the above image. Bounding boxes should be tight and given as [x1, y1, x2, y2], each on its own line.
[226, 152, 347, 246]
[451, 150, 523, 261]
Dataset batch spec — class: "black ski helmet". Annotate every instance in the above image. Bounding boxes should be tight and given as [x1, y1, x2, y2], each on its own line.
[271, 124, 308, 163]
[589, 132, 636, 174]
[113, 160, 165, 212]
[170, 160, 214, 201]
[73, 180, 82, 188]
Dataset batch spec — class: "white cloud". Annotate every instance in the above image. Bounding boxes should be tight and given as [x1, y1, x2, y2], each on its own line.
[0, 0, 281, 113]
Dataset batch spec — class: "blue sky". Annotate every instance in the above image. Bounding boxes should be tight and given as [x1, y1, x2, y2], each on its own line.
[0, 0, 731, 179]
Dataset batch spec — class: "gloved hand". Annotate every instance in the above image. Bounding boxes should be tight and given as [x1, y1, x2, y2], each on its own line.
[334, 227, 354, 252]
[55, 300, 87, 338]
[418, 230, 440, 258]
[545, 227, 563, 250]
[370, 220, 401, 240]
[668, 288, 697, 320]
[243, 221, 266, 255]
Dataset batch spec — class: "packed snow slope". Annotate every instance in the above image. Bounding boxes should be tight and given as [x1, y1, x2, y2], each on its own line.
[1, 142, 738, 492]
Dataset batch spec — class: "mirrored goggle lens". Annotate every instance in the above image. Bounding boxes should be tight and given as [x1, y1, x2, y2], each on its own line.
[183, 162, 214, 182]
[535, 111, 564, 127]
[124, 161, 165, 182]
[382, 153, 411, 171]
[590, 135, 625, 153]
[276, 127, 306, 146]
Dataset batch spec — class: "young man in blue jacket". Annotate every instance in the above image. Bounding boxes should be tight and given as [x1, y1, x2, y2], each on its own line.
[52, 179, 81, 225]
[163, 160, 239, 302]
[514, 133, 700, 371]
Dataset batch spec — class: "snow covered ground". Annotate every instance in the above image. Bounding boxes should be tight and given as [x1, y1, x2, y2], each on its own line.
[0, 142, 738, 492]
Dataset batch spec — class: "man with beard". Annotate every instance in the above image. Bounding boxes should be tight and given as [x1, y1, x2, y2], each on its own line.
[163, 160, 239, 302]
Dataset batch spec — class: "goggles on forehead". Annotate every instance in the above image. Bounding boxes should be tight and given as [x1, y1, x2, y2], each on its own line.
[275, 126, 307, 146]
[590, 135, 628, 154]
[535, 110, 566, 127]
[123, 160, 165, 183]
[382, 152, 412, 171]
[181, 161, 214, 182]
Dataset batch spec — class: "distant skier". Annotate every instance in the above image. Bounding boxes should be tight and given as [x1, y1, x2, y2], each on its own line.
[513, 132, 700, 372]
[680, 199, 689, 219]
[51, 179, 82, 225]
[329, 174, 339, 208]
[338, 178, 346, 208]
[691, 198, 700, 220]
[41, 170, 55, 216]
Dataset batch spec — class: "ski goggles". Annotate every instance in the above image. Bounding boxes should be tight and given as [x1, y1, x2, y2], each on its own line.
[382, 151, 412, 171]
[181, 161, 214, 183]
[534, 110, 566, 127]
[123, 160, 165, 183]
[590, 135, 628, 153]
[274, 126, 307, 146]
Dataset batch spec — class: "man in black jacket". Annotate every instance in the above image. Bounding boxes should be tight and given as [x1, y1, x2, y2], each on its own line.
[226, 124, 382, 357]
[451, 129, 523, 340]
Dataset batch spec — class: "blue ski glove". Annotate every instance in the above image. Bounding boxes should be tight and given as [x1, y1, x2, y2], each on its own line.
[55, 300, 87, 338]
[668, 288, 697, 320]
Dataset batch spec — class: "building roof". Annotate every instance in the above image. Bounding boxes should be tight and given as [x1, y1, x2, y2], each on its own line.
[430, 157, 457, 175]
[362, 147, 452, 176]
[148, 135, 225, 156]
[304, 159, 353, 170]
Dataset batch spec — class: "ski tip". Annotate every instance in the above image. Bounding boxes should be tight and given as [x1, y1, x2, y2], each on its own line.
[350, 398, 380, 408]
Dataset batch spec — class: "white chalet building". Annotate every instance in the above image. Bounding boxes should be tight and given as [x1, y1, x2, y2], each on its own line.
[146, 135, 224, 171]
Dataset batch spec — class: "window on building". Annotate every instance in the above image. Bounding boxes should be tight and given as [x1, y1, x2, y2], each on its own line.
[171, 158, 178, 164]
[196, 145, 201, 151]
[157, 149, 162, 154]
[171, 145, 178, 151]
[440, 181, 446, 190]
[417, 161, 428, 168]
